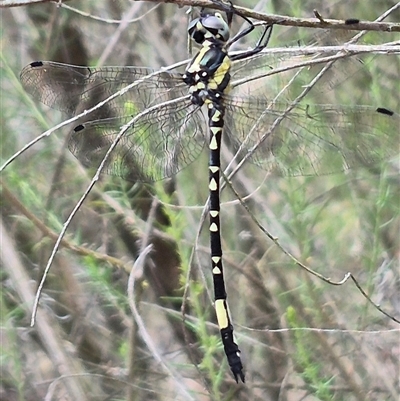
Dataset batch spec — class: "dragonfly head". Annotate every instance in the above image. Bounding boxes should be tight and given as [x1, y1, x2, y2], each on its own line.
[188, 12, 230, 45]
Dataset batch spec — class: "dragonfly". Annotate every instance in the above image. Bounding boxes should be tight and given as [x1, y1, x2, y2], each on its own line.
[19, 5, 399, 383]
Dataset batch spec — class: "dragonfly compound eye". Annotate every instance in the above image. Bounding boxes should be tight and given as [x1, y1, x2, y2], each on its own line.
[188, 13, 230, 44]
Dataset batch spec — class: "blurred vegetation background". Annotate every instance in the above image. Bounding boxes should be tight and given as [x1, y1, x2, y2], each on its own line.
[1, 1, 399, 400]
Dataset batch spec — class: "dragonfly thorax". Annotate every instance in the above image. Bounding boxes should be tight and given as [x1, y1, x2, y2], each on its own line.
[183, 33, 231, 106]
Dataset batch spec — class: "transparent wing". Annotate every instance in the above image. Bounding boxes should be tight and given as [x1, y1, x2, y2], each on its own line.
[227, 32, 399, 176]
[224, 97, 399, 176]
[230, 29, 399, 105]
[20, 55, 399, 180]
[68, 98, 207, 182]
[20, 61, 187, 119]
[20, 61, 205, 182]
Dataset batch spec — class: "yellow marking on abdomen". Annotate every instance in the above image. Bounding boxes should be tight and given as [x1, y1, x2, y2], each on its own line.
[212, 256, 221, 264]
[210, 134, 218, 150]
[209, 178, 218, 191]
[215, 299, 229, 329]
[213, 266, 222, 274]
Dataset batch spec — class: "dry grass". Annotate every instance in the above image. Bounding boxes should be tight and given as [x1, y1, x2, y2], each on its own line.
[1, 1, 399, 400]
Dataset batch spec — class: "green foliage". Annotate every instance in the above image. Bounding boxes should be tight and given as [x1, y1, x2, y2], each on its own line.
[287, 306, 335, 400]
[1, 1, 398, 400]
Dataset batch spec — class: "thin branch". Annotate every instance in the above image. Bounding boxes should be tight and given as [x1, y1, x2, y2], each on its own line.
[127, 245, 196, 400]
[221, 172, 400, 326]
[151, 0, 400, 32]
[0, 0, 62, 6]
[2, 0, 399, 33]
[60, 2, 161, 24]
[1, 181, 131, 270]
[0, 216, 90, 401]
